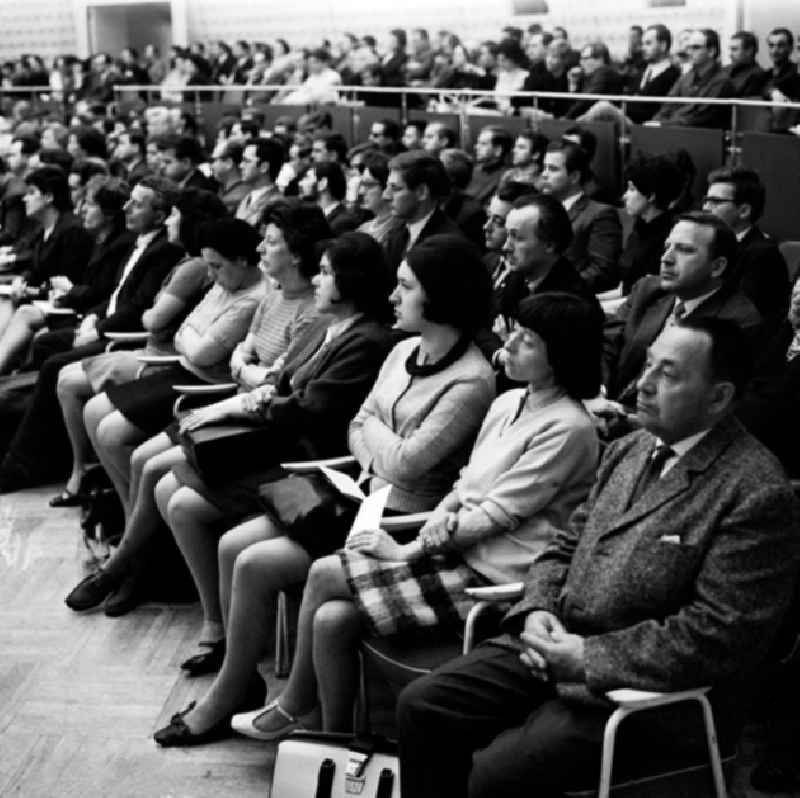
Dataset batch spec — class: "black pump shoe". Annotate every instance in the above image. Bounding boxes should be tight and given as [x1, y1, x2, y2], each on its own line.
[154, 706, 232, 748]
[180, 639, 226, 676]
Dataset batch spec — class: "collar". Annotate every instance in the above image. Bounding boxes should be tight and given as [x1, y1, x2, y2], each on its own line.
[322, 312, 361, 343]
[135, 230, 159, 249]
[676, 287, 719, 316]
[655, 428, 711, 474]
[406, 208, 435, 246]
[735, 226, 752, 243]
[322, 200, 341, 217]
[562, 192, 583, 212]
[643, 58, 673, 81]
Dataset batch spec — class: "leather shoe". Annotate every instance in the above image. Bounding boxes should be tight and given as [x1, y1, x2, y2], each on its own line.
[49, 490, 83, 508]
[153, 705, 232, 748]
[103, 571, 144, 617]
[65, 571, 120, 611]
[180, 640, 226, 676]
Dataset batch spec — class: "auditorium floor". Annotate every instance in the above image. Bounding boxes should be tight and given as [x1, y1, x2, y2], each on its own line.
[0, 485, 798, 798]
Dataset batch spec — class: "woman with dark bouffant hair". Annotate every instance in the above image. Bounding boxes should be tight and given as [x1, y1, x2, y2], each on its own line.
[152, 233, 499, 747]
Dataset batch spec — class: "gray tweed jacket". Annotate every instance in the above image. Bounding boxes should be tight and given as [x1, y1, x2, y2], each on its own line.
[501, 415, 800, 720]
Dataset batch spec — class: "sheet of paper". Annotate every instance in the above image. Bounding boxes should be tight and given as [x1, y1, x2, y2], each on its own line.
[319, 465, 366, 503]
[349, 485, 391, 534]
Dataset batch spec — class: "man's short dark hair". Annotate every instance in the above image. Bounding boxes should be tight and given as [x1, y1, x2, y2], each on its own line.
[548, 142, 590, 184]
[583, 42, 611, 64]
[219, 141, 243, 166]
[512, 193, 574, 255]
[315, 132, 347, 163]
[261, 198, 332, 279]
[561, 126, 597, 160]
[376, 118, 401, 141]
[517, 292, 603, 399]
[249, 137, 285, 181]
[361, 150, 390, 187]
[516, 131, 549, 169]
[677, 211, 738, 279]
[768, 28, 794, 49]
[168, 136, 206, 165]
[313, 161, 346, 200]
[137, 175, 179, 217]
[405, 233, 491, 334]
[38, 148, 74, 173]
[308, 47, 331, 63]
[707, 166, 765, 223]
[496, 180, 534, 204]
[625, 152, 685, 211]
[404, 120, 426, 138]
[11, 134, 39, 155]
[732, 30, 758, 55]
[481, 125, 514, 158]
[439, 148, 473, 190]
[646, 24, 672, 51]
[677, 317, 753, 397]
[701, 29, 721, 60]
[389, 151, 451, 200]
[25, 165, 72, 210]
[77, 127, 108, 159]
[174, 188, 228, 255]
[430, 124, 458, 149]
[495, 38, 527, 68]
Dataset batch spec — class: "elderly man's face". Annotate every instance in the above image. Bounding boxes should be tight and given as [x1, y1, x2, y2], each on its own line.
[636, 325, 725, 444]
[660, 220, 726, 299]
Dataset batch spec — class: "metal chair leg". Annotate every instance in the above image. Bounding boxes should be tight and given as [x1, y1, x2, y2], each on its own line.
[696, 694, 727, 798]
[274, 590, 291, 678]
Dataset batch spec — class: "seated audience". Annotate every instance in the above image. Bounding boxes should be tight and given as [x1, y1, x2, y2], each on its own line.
[211, 140, 249, 215]
[723, 31, 767, 97]
[539, 143, 622, 293]
[652, 29, 734, 129]
[355, 151, 396, 246]
[299, 161, 360, 235]
[501, 131, 547, 190]
[54, 188, 228, 504]
[159, 135, 218, 192]
[225, 292, 602, 742]
[396, 318, 799, 798]
[151, 233, 496, 745]
[235, 137, 285, 228]
[702, 167, 789, 325]
[564, 42, 623, 120]
[421, 122, 457, 159]
[619, 153, 684, 294]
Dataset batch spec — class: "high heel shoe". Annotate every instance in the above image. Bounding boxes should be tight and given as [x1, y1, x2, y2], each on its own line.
[231, 700, 304, 742]
[180, 639, 226, 676]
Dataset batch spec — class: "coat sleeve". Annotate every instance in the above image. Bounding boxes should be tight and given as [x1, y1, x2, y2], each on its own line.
[576, 206, 622, 293]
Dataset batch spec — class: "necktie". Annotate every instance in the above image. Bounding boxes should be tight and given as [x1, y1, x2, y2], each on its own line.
[628, 443, 675, 508]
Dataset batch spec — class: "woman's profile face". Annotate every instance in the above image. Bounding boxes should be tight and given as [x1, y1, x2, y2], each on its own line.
[389, 260, 427, 332]
[256, 223, 295, 280]
[502, 324, 554, 387]
[512, 136, 533, 166]
[312, 251, 342, 313]
[623, 180, 650, 218]
[81, 196, 105, 232]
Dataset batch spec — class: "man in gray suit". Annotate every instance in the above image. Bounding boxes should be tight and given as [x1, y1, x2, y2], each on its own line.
[397, 318, 799, 798]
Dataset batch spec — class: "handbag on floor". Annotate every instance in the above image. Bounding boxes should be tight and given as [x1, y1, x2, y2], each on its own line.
[272, 732, 399, 798]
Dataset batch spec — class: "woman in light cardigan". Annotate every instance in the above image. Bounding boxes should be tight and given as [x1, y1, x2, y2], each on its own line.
[229, 292, 603, 741]
[153, 233, 497, 747]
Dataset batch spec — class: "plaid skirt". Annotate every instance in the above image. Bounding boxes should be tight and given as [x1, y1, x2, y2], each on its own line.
[340, 549, 488, 638]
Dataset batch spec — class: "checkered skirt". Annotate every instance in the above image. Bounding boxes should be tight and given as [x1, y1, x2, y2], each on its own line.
[340, 549, 485, 638]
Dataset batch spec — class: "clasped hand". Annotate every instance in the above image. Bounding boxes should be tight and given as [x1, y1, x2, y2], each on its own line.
[519, 610, 586, 683]
[345, 528, 408, 561]
[417, 511, 457, 553]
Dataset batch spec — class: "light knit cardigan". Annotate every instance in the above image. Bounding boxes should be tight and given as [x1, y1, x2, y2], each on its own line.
[348, 336, 496, 513]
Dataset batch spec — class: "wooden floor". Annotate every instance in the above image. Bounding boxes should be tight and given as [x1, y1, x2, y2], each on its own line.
[0, 484, 798, 798]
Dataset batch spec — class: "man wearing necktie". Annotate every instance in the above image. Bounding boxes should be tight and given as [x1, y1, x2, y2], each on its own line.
[397, 318, 799, 798]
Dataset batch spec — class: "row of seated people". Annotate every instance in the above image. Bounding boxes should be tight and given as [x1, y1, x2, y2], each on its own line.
[0, 139, 798, 791]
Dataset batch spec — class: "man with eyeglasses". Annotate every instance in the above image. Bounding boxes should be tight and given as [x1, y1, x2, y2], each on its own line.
[651, 29, 734, 128]
[702, 167, 789, 324]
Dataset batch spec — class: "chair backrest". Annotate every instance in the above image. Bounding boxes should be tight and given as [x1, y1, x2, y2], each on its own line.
[779, 241, 800, 284]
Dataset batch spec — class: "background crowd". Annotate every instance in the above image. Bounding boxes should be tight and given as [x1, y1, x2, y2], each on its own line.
[0, 15, 799, 798]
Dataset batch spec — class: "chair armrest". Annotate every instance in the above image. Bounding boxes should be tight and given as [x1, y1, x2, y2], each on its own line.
[32, 300, 76, 316]
[104, 331, 149, 342]
[280, 455, 358, 473]
[465, 583, 525, 603]
[605, 686, 711, 710]
[137, 354, 181, 365]
[173, 382, 238, 395]
[380, 512, 430, 532]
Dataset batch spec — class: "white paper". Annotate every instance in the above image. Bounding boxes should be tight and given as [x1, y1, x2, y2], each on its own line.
[349, 485, 391, 534]
[319, 465, 366, 503]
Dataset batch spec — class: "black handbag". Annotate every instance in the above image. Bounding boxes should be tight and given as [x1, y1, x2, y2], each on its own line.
[179, 421, 271, 486]
[258, 472, 358, 557]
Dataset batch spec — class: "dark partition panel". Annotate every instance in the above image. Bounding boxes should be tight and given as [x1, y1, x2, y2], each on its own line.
[629, 125, 725, 202]
[351, 105, 403, 145]
[535, 119, 621, 199]
[740, 132, 800, 242]
[327, 104, 355, 147]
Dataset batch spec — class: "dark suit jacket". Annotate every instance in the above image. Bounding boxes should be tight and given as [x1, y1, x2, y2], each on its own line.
[94, 231, 184, 334]
[24, 211, 94, 287]
[383, 207, 463, 272]
[603, 276, 762, 402]
[265, 314, 394, 457]
[724, 62, 767, 97]
[182, 169, 219, 194]
[627, 64, 681, 123]
[326, 203, 361, 236]
[565, 65, 624, 119]
[735, 226, 790, 324]
[442, 190, 487, 250]
[0, 177, 28, 247]
[500, 415, 799, 736]
[565, 195, 623, 293]
[466, 162, 506, 207]
[653, 61, 735, 128]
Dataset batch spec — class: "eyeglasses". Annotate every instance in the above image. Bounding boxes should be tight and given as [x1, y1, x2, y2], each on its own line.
[686, 44, 707, 51]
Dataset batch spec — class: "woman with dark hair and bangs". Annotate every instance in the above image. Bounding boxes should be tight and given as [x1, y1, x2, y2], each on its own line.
[152, 233, 499, 747]
[226, 292, 601, 744]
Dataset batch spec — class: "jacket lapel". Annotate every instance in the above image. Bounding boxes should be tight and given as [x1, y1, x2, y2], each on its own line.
[567, 195, 588, 224]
